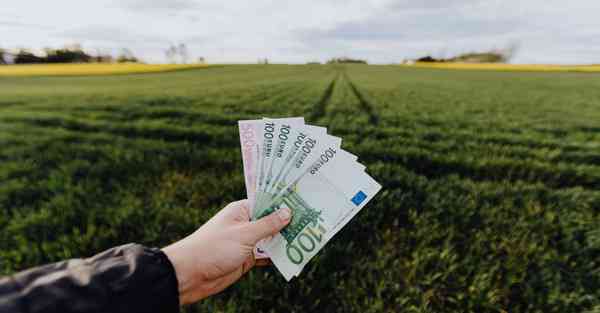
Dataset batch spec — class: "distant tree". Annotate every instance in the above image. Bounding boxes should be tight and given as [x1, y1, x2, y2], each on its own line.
[448, 50, 514, 63]
[416, 56, 440, 62]
[94, 54, 114, 63]
[198, 57, 205, 64]
[414, 44, 519, 64]
[448, 52, 503, 63]
[116, 48, 139, 63]
[178, 43, 189, 64]
[11, 45, 96, 64]
[503, 41, 520, 62]
[44, 46, 92, 63]
[14, 49, 45, 64]
[92, 48, 114, 63]
[0, 47, 6, 64]
[326, 57, 367, 64]
[165, 45, 177, 63]
[2, 44, 122, 64]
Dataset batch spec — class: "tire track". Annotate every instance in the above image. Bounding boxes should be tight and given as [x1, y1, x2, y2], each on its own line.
[309, 71, 340, 121]
[344, 73, 380, 125]
[0, 100, 25, 110]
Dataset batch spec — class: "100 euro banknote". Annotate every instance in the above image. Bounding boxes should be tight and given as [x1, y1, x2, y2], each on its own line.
[239, 117, 306, 258]
[261, 144, 381, 280]
[240, 117, 380, 274]
[255, 125, 339, 220]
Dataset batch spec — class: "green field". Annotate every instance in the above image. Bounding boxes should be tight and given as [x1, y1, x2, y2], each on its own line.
[1, 65, 599, 312]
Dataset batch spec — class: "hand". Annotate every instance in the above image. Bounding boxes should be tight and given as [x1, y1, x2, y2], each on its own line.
[162, 199, 291, 305]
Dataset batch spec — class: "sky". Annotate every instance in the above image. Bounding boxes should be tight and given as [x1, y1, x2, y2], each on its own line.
[1, 0, 599, 64]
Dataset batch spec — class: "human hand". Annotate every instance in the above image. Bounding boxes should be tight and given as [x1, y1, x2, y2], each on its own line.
[162, 199, 291, 305]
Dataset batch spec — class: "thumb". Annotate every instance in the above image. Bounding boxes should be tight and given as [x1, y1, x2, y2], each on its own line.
[244, 208, 292, 244]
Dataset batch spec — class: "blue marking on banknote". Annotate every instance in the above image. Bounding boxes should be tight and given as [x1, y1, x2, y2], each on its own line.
[351, 191, 367, 206]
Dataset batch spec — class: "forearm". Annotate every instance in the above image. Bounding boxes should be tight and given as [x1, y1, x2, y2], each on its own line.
[0, 244, 179, 313]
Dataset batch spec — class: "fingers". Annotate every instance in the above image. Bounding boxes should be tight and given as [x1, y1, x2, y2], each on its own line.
[224, 199, 250, 213]
[243, 208, 292, 244]
[242, 256, 256, 274]
[255, 258, 272, 267]
[220, 199, 251, 222]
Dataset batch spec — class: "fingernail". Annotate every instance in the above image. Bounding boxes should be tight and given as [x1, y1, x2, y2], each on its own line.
[277, 208, 291, 221]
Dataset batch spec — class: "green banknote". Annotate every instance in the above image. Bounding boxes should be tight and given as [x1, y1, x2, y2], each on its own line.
[255, 118, 304, 212]
[254, 125, 340, 220]
[262, 144, 381, 280]
[255, 118, 304, 215]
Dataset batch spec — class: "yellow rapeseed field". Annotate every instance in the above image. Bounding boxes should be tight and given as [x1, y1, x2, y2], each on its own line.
[406, 62, 600, 72]
[0, 63, 209, 77]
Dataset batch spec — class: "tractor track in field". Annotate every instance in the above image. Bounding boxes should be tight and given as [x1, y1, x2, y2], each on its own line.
[310, 67, 380, 125]
[0, 100, 25, 109]
[344, 72, 380, 125]
[309, 71, 340, 121]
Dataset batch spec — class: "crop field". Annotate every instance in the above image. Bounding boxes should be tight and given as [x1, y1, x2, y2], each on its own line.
[0, 63, 209, 77]
[0, 64, 599, 313]
[408, 62, 600, 72]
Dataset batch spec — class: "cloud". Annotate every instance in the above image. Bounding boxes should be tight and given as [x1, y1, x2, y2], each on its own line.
[295, 21, 405, 42]
[2, 0, 600, 64]
[302, 0, 526, 40]
[58, 25, 169, 47]
[115, 0, 199, 12]
[0, 19, 49, 29]
[296, 13, 522, 43]
[387, 0, 485, 10]
[291, 1, 527, 62]
[287, 0, 600, 63]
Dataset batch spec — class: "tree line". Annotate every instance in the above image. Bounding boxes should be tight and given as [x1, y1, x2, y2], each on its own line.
[0, 45, 138, 65]
[412, 45, 519, 63]
[1, 43, 204, 65]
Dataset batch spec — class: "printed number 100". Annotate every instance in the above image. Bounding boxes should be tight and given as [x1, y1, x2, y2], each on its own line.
[286, 222, 327, 265]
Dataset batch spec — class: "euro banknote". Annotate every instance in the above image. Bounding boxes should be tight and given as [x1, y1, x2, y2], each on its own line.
[262, 143, 381, 280]
[239, 117, 304, 258]
[238, 117, 381, 278]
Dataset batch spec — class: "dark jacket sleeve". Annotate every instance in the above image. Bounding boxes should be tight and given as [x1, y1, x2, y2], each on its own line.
[0, 243, 180, 313]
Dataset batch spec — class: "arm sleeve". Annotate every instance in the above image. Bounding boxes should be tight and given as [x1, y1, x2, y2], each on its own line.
[0, 243, 180, 313]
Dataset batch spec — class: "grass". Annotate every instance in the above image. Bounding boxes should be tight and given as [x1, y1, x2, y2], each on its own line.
[0, 64, 599, 313]
[0, 63, 209, 77]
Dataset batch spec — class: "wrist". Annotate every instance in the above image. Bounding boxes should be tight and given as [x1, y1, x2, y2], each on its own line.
[162, 243, 198, 305]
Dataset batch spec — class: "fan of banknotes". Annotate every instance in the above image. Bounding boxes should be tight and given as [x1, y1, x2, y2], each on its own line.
[238, 117, 381, 281]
